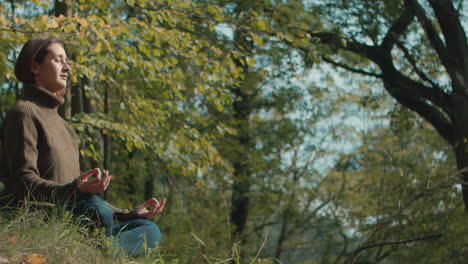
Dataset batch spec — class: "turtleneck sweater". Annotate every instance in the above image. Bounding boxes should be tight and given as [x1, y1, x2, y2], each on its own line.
[2, 83, 79, 202]
[1, 84, 138, 220]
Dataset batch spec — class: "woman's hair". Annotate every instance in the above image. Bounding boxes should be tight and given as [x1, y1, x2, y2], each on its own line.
[14, 34, 65, 83]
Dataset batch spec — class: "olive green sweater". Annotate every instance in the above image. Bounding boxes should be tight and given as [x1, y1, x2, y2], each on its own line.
[2, 83, 79, 202]
[1, 83, 136, 220]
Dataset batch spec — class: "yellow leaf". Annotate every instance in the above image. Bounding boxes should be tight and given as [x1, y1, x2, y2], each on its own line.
[94, 41, 102, 53]
[252, 33, 263, 47]
[23, 253, 46, 264]
[257, 19, 268, 31]
[63, 23, 76, 33]
[77, 17, 89, 29]
[48, 20, 59, 29]
[5, 72, 10, 80]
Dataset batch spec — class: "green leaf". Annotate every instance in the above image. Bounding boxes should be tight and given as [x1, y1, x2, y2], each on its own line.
[251, 33, 263, 48]
[246, 57, 255, 67]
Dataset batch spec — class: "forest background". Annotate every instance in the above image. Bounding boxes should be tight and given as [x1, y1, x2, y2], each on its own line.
[0, 0, 467, 263]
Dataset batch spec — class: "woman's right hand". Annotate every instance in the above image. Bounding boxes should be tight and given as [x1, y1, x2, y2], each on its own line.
[76, 168, 111, 194]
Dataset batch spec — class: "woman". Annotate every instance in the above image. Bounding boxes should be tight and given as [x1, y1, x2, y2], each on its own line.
[1, 34, 166, 256]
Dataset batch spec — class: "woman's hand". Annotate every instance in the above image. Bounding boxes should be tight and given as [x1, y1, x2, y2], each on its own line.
[77, 168, 111, 194]
[137, 198, 166, 219]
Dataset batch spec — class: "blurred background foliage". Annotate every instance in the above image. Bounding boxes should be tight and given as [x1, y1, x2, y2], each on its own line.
[0, 0, 467, 263]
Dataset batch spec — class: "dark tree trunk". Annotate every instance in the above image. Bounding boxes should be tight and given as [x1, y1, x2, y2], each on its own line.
[81, 77, 103, 171]
[144, 157, 155, 200]
[55, 0, 72, 119]
[102, 85, 110, 200]
[54, 0, 71, 17]
[274, 217, 287, 260]
[126, 150, 138, 202]
[229, 72, 253, 242]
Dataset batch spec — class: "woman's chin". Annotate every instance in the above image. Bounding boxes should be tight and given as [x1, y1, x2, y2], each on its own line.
[53, 87, 67, 97]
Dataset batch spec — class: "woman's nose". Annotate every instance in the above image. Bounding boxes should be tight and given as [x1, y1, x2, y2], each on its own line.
[63, 61, 70, 72]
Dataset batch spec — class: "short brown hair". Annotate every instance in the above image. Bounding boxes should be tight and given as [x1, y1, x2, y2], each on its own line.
[14, 34, 65, 83]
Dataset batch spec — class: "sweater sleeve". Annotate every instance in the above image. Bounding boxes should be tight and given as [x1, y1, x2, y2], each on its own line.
[105, 201, 140, 221]
[3, 108, 77, 202]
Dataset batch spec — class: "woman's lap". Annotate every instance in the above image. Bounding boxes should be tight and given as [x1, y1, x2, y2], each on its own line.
[69, 194, 162, 255]
[112, 219, 162, 256]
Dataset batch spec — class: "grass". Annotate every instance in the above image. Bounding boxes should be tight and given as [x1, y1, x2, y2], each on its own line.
[0, 206, 274, 264]
[0, 206, 166, 264]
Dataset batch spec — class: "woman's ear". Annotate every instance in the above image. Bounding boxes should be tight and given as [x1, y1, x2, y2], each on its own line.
[31, 61, 39, 74]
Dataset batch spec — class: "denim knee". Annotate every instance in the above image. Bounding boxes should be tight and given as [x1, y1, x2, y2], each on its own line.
[75, 194, 114, 229]
[140, 220, 162, 246]
[112, 219, 162, 256]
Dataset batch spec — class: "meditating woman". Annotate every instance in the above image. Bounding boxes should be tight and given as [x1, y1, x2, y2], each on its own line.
[0, 34, 166, 256]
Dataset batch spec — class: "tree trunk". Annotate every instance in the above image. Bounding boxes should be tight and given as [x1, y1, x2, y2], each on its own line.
[54, 0, 71, 17]
[55, 0, 72, 119]
[229, 83, 253, 242]
[144, 157, 155, 200]
[79, 77, 102, 172]
[274, 217, 287, 260]
[452, 91, 468, 207]
[228, 4, 256, 242]
[126, 150, 138, 202]
[102, 85, 110, 200]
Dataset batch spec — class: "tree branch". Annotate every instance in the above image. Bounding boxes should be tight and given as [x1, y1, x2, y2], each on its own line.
[404, 0, 459, 90]
[308, 32, 375, 59]
[380, 6, 414, 51]
[359, 172, 456, 251]
[309, 29, 454, 144]
[353, 234, 442, 256]
[395, 41, 440, 89]
[322, 56, 382, 78]
[383, 80, 454, 144]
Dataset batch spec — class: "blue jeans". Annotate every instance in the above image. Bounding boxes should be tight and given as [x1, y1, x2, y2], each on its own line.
[70, 194, 162, 256]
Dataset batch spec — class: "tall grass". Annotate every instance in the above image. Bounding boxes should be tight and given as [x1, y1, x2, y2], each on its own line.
[0, 206, 116, 263]
[0, 206, 272, 264]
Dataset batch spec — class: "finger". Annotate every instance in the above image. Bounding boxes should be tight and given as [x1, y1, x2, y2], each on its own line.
[95, 168, 102, 180]
[101, 170, 109, 187]
[78, 168, 99, 182]
[147, 199, 162, 218]
[86, 177, 101, 185]
[140, 198, 157, 209]
[147, 205, 158, 219]
[103, 176, 111, 190]
[87, 177, 107, 193]
[102, 170, 108, 180]
[152, 198, 165, 215]
[105, 171, 111, 185]
[138, 200, 150, 211]
[155, 199, 166, 214]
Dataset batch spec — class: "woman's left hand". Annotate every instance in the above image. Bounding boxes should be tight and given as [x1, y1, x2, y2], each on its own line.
[137, 198, 166, 219]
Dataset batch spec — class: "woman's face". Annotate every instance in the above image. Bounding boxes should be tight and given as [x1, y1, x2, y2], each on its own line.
[32, 42, 70, 95]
